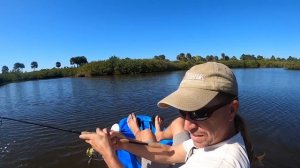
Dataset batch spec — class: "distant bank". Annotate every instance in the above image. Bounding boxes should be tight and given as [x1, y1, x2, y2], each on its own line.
[1, 56, 299, 86]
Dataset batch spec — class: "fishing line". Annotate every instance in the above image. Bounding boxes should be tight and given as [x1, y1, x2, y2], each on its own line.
[0, 116, 81, 135]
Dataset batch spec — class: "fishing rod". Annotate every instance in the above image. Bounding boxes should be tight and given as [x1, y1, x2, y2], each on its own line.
[0, 116, 149, 145]
[0, 116, 151, 164]
[0, 116, 81, 135]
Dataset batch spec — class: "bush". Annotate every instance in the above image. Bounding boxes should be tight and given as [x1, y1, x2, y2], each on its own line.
[285, 61, 300, 70]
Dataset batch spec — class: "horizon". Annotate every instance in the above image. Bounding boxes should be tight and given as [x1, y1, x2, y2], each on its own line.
[1, 0, 300, 72]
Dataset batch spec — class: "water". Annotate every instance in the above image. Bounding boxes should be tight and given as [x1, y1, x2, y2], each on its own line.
[0, 69, 299, 168]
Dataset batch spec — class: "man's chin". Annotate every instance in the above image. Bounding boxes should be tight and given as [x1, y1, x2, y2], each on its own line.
[191, 136, 208, 148]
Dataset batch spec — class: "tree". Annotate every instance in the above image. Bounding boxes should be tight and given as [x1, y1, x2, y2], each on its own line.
[192, 56, 205, 62]
[107, 56, 120, 75]
[176, 53, 187, 61]
[231, 56, 238, 60]
[78, 56, 88, 66]
[2, 65, 9, 73]
[56, 62, 61, 68]
[13, 63, 25, 72]
[221, 53, 226, 60]
[31, 61, 38, 71]
[287, 56, 297, 61]
[70, 56, 88, 67]
[186, 53, 192, 61]
[206, 55, 215, 61]
[270, 55, 276, 60]
[214, 56, 219, 61]
[257, 55, 264, 60]
[154, 55, 166, 60]
[240, 54, 256, 60]
[70, 57, 75, 67]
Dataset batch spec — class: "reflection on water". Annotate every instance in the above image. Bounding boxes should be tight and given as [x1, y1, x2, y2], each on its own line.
[0, 69, 299, 168]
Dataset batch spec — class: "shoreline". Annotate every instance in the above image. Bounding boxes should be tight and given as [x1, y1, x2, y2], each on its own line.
[1, 59, 299, 86]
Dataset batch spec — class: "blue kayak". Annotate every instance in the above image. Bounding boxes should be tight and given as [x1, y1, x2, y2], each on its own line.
[116, 115, 172, 168]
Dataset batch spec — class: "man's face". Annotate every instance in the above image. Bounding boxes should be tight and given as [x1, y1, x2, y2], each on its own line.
[183, 100, 235, 148]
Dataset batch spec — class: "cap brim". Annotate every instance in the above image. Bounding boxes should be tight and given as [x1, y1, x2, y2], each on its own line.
[157, 88, 219, 111]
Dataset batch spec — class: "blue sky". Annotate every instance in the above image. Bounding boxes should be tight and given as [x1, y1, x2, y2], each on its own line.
[0, 0, 299, 71]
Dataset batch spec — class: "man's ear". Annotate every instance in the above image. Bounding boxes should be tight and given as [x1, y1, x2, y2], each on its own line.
[229, 100, 239, 121]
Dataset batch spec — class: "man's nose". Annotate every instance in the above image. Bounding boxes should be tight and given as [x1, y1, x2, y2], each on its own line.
[184, 115, 199, 131]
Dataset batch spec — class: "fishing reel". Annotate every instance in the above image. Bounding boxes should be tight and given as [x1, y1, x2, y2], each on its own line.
[86, 148, 103, 165]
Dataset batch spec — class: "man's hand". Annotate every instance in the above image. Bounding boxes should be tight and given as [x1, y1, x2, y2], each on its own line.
[80, 128, 115, 158]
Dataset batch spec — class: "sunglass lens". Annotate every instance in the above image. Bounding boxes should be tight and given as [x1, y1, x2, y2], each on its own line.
[179, 110, 209, 121]
[179, 111, 186, 118]
[189, 110, 209, 121]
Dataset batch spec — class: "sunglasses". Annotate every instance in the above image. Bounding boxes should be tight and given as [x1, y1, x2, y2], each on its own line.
[179, 99, 235, 121]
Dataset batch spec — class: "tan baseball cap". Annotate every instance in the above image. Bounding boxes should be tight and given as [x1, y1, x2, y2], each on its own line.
[157, 62, 238, 111]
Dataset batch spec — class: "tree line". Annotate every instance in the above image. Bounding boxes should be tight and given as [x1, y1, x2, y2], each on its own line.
[1, 54, 299, 86]
[2, 53, 300, 74]
[175, 52, 299, 62]
[1, 56, 89, 74]
[1, 61, 61, 73]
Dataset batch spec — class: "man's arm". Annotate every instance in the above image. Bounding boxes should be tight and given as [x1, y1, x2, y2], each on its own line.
[102, 152, 124, 168]
[80, 128, 187, 166]
[119, 140, 187, 164]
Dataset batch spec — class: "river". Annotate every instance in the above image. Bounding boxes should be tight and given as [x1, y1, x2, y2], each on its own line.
[0, 68, 299, 168]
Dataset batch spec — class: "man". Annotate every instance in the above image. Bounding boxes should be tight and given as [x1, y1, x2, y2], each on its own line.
[80, 62, 257, 168]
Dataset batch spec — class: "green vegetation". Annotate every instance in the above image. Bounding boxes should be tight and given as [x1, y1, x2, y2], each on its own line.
[0, 67, 77, 86]
[284, 61, 300, 70]
[0, 53, 299, 86]
[77, 57, 183, 77]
